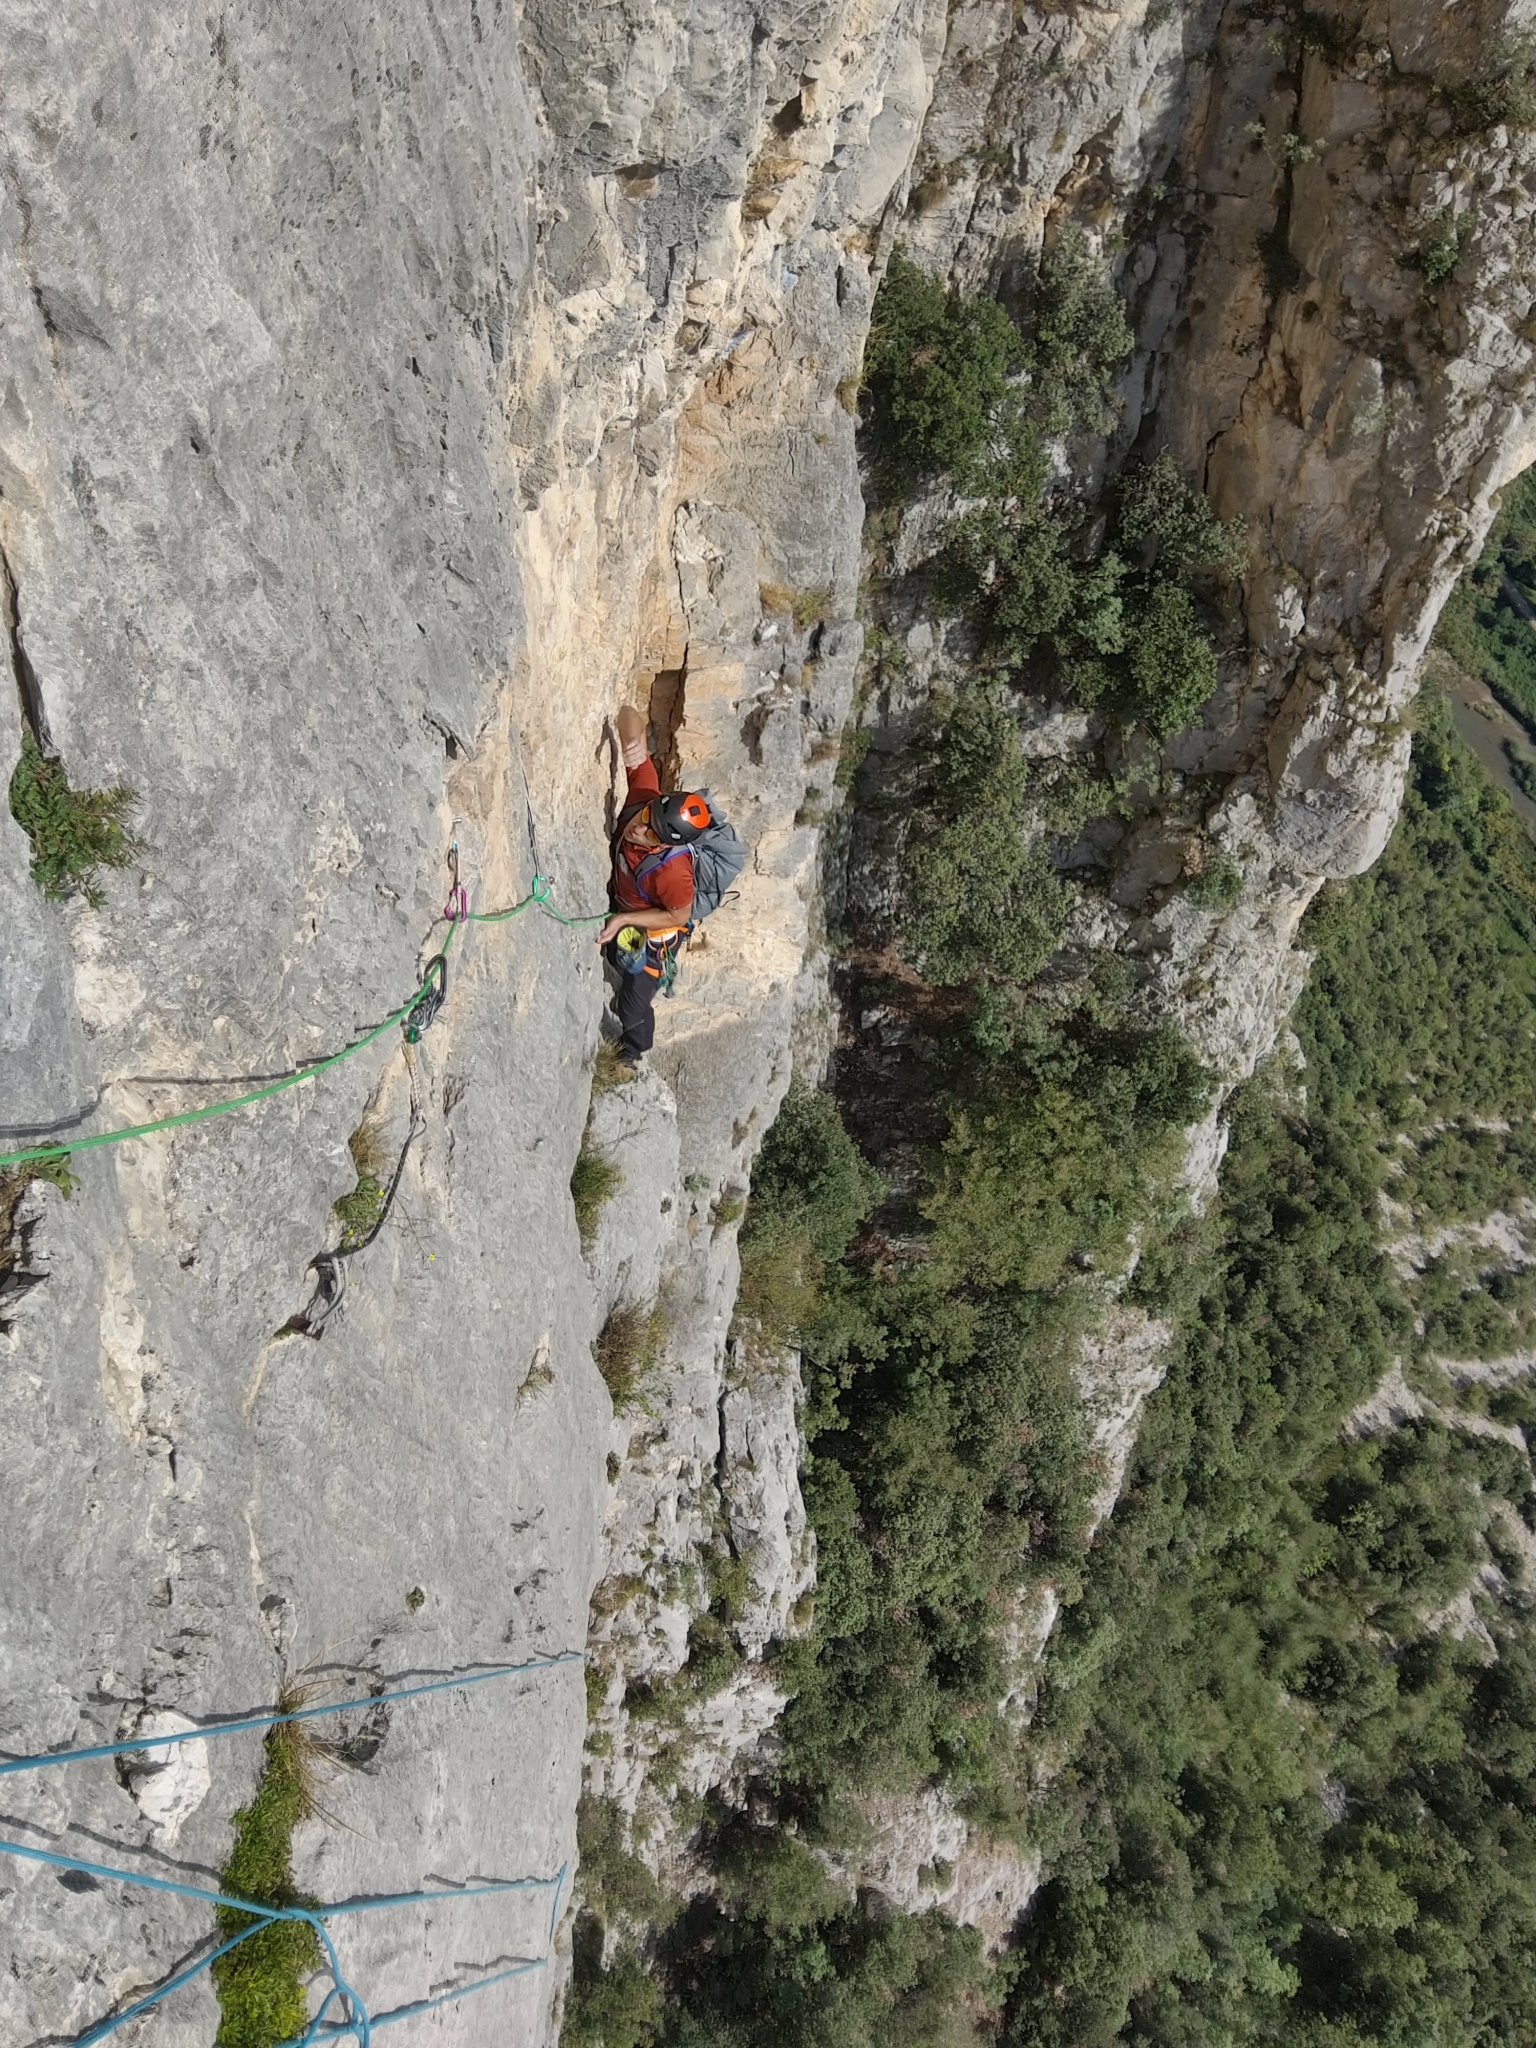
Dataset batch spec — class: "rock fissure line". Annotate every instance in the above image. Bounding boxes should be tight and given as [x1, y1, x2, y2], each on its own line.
[0, 542, 50, 754]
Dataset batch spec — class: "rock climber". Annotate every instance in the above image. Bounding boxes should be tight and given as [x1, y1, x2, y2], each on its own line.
[597, 702, 715, 1073]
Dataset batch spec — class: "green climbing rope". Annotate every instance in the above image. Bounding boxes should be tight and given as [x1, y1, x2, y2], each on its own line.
[469, 874, 609, 931]
[0, 872, 607, 1175]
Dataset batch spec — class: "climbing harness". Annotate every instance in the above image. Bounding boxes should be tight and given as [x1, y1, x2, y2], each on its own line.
[611, 787, 746, 1004]
[0, 1649, 582, 2046]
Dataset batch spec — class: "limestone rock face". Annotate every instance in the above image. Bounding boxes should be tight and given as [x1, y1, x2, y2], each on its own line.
[835, 1785, 1043, 1953]
[120, 1709, 212, 1848]
[3, 0, 1535, 2033]
[0, 0, 919, 2039]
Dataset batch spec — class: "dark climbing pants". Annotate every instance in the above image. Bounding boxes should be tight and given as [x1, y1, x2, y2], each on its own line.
[615, 964, 659, 1061]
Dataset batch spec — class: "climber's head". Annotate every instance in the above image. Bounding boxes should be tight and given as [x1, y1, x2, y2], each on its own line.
[650, 791, 713, 845]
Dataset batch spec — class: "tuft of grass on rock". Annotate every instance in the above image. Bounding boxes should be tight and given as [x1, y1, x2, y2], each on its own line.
[591, 1041, 633, 1097]
[2, 1154, 77, 1205]
[329, 1111, 394, 1250]
[345, 1114, 390, 1182]
[212, 1689, 328, 2048]
[594, 1294, 672, 1410]
[1187, 852, 1244, 911]
[572, 1136, 623, 1251]
[8, 730, 141, 907]
[793, 583, 836, 631]
[332, 1173, 386, 1250]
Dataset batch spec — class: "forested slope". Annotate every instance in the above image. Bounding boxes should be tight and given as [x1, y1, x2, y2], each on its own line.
[1007, 702, 1536, 2047]
[570, 692, 1536, 2046]
[1438, 468, 1536, 737]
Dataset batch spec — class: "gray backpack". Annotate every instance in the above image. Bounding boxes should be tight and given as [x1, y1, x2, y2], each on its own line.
[687, 789, 747, 924]
[632, 788, 747, 929]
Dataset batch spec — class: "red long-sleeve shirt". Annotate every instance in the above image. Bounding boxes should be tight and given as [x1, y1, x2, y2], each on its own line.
[612, 756, 695, 919]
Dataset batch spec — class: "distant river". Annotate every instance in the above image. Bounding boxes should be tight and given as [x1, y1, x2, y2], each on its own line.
[1441, 663, 1536, 837]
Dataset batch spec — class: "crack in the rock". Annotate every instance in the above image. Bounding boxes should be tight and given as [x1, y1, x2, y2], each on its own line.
[0, 1175, 49, 1334]
[0, 542, 52, 752]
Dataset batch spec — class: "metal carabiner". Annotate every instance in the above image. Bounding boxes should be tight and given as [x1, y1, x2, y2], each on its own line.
[404, 952, 448, 1042]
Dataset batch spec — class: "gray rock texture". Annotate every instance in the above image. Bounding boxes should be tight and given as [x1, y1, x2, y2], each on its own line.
[1, 10, 602, 2044]
[0, 0, 911, 2038]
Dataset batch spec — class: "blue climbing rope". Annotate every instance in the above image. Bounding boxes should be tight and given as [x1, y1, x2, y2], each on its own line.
[2, 1652, 583, 2044]
[0, 1648, 582, 1778]
[4, 1834, 569, 2047]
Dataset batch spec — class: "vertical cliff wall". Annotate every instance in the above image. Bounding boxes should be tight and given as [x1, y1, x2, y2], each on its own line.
[0, 2, 936, 2040]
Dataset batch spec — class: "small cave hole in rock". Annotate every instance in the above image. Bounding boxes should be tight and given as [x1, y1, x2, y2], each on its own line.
[616, 162, 662, 200]
[58, 1869, 100, 1894]
[772, 93, 805, 138]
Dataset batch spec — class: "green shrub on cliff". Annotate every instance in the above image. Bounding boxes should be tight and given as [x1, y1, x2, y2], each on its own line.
[864, 244, 1230, 739]
[1449, 31, 1536, 131]
[8, 730, 141, 906]
[861, 249, 1026, 486]
[906, 690, 1072, 986]
[861, 228, 1135, 491]
[1026, 224, 1135, 435]
[1123, 581, 1222, 734]
[736, 1079, 883, 1351]
[1118, 453, 1248, 584]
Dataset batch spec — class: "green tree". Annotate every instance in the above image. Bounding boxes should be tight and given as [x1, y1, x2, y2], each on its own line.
[1119, 453, 1248, 583]
[905, 690, 1072, 985]
[861, 250, 1026, 486]
[1027, 227, 1135, 435]
[1122, 582, 1221, 734]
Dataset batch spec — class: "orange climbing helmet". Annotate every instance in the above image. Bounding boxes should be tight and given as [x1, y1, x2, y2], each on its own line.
[650, 791, 714, 845]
